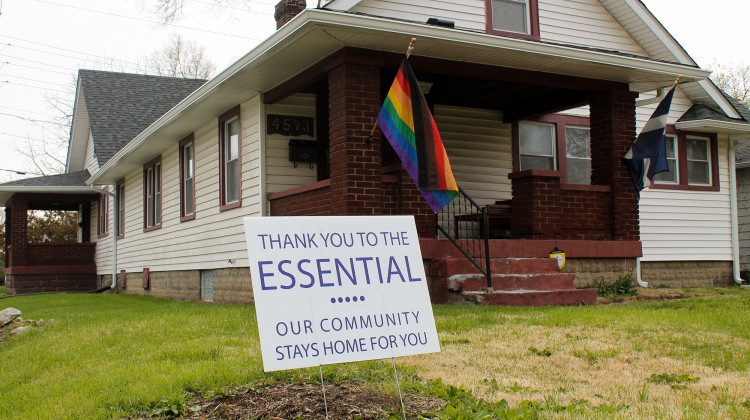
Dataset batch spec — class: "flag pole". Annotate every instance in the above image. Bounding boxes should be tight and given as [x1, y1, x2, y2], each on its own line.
[367, 38, 417, 144]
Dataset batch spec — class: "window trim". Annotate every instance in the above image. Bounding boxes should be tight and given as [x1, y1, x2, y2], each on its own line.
[218, 105, 242, 211]
[649, 127, 719, 192]
[116, 179, 125, 239]
[513, 114, 591, 185]
[143, 155, 163, 232]
[485, 0, 540, 41]
[97, 193, 109, 238]
[179, 134, 196, 222]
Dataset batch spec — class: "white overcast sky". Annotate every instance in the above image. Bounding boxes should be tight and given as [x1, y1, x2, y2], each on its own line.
[0, 0, 747, 181]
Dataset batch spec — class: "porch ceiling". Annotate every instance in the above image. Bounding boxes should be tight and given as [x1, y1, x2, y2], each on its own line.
[91, 8, 708, 184]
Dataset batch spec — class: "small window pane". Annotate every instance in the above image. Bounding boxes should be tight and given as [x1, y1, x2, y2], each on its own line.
[686, 138, 708, 160]
[226, 160, 238, 203]
[565, 127, 590, 158]
[185, 178, 194, 215]
[226, 119, 239, 161]
[185, 144, 194, 178]
[567, 158, 591, 185]
[492, 0, 528, 34]
[653, 136, 678, 183]
[521, 155, 554, 171]
[688, 161, 710, 185]
[520, 123, 554, 155]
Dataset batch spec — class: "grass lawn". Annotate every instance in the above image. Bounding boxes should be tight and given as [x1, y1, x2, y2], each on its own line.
[1, 288, 750, 419]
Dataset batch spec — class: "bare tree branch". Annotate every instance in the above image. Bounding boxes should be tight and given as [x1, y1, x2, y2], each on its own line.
[140, 34, 216, 79]
[709, 61, 750, 106]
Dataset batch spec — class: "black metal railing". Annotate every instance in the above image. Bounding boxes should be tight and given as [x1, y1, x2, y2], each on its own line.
[435, 186, 492, 290]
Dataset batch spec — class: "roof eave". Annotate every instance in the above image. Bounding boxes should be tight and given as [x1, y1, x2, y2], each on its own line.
[88, 9, 711, 184]
[675, 119, 750, 135]
[0, 186, 98, 206]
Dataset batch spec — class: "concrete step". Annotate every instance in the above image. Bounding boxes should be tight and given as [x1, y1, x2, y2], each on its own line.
[471, 288, 597, 307]
[449, 273, 576, 292]
[431, 257, 560, 278]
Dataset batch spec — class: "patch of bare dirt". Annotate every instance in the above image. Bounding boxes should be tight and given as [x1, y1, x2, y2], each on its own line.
[181, 382, 445, 419]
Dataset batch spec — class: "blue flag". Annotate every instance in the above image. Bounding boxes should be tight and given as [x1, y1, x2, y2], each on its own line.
[624, 86, 674, 192]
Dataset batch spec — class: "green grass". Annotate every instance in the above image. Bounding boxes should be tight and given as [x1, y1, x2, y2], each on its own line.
[2, 288, 750, 419]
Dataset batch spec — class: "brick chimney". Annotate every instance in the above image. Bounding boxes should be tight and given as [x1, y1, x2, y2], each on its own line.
[274, 0, 307, 29]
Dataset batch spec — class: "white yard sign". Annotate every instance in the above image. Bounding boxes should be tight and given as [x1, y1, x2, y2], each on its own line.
[243, 216, 440, 372]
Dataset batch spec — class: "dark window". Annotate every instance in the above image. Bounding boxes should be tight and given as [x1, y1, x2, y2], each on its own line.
[219, 106, 242, 211]
[116, 180, 125, 238]
[486, 0, 540, 40]
[97, 193, 108, 237]
[179, 134, 196, 221]
[143, 156, 162, 231]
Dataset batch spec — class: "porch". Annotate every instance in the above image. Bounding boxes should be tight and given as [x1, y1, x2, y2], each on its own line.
[0, 171, 99, 295]
[263, 47, 646, 303]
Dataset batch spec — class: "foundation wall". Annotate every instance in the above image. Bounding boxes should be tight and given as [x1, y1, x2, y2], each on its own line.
[119, 267, 253, 304]
[640, 261, 733, 288]
[561, 258, 637, 288]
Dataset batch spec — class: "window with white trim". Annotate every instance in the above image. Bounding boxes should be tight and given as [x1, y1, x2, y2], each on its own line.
[686, 136, 711, 185]
[97, 193, 108, 237]
[565, 126, 591, 185]
[179, 134, 196, 221]
[116, 181, 125, 238]
[519, 122, 556, 171]
[653, 135, 678, 184]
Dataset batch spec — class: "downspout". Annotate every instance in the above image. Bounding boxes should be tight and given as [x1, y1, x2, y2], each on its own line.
[728, 137, 750, 285]
[90, 185, 117, 289]
[635, 257, 647, 288]
[259, 93, 268, 216]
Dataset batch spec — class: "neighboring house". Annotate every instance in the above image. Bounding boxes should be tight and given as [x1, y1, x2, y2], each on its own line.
[3, 0, 750, 301]
[736, 145, 750, 280]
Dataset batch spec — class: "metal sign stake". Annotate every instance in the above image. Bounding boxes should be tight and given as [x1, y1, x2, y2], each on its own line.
[391, 357, 407, 420]
[319, 365, 329, 419]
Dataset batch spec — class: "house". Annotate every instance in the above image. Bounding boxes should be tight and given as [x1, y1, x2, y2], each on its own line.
[2, 0, 749, 302]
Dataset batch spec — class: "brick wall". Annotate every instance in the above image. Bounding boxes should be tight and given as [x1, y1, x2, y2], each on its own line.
[270, 183, 333, 216]
[274, 0, 305, 29]
[7, 197, 28, 267]
[590, 88, 639, 241]
[327, 62, 383, 216]
[5, 273, 97, 295]
[558, 187, 613, 240]
[26, 243, 96, 266]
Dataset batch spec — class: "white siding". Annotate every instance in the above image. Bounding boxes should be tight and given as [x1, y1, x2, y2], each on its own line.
[95, 95, 263, 274]
[91, 196, 113, 274]
[350, 0, 647, 57]
[265, 93, 318, 194]
[538, 0, 646, 55]
[637, 88, 731, 261]
[434, 104, 510, 205]
[84, 131, 99, 174]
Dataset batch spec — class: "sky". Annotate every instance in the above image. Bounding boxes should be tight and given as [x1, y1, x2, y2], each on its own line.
[0, 0, 748, 182]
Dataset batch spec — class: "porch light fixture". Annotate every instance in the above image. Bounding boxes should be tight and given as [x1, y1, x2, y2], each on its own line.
[418, 81, 433, 94]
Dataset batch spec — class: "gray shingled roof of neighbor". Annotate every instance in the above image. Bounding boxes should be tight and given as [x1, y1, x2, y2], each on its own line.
[676, 103, 739, 123]
[79, 70, 206, 166]
[0, 170, 91, 187]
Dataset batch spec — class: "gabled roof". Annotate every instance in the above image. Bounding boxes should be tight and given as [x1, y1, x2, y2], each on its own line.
[78, 70, 206, 167]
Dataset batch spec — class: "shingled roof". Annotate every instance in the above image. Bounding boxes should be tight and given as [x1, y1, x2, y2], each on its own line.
[0, 170, 91, 187]
[79, 70, 206, 166]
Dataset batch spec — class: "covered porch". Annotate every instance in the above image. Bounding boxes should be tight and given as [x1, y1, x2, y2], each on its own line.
[0, 171, 99, 295]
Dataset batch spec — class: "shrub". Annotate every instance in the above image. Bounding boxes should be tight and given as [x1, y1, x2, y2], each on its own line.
[590, 270, 638, 298]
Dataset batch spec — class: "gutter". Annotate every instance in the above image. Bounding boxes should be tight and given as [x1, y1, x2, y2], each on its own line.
[675, 119, 750, 134]
[88, 9, 710, 185]
[90, 185, 118, 289]
[728, 137, 750, 285]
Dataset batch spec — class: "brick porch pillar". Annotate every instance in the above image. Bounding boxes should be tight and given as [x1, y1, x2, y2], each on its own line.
[7, 195, 28, 267]
[590, 88, 639, 241]
[327, 61, 383, 215]
[509, 170, 562, 239]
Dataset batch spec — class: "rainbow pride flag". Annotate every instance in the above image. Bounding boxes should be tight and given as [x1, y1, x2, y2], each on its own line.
[377, 58, 458, 213]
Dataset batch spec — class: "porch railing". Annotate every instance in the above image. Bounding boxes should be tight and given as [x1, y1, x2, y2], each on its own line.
[435, 186, 492, 290]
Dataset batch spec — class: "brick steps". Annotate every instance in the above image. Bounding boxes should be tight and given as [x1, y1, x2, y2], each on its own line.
[432, 256, 596, 307]
[471, 288, 597, 307]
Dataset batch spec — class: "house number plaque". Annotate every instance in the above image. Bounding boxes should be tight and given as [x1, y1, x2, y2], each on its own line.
[267, 114, 314, 137]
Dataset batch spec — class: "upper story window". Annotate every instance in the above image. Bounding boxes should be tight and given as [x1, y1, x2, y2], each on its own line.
[517, 115, 591, 185]
[651, 128, 718, 191]
[143, 156, 162, 231]
[116, 180, 125, 238]
[219, 106, 242, 211]
[486, 0, 540, 40]
[179, 134, 196, 221]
